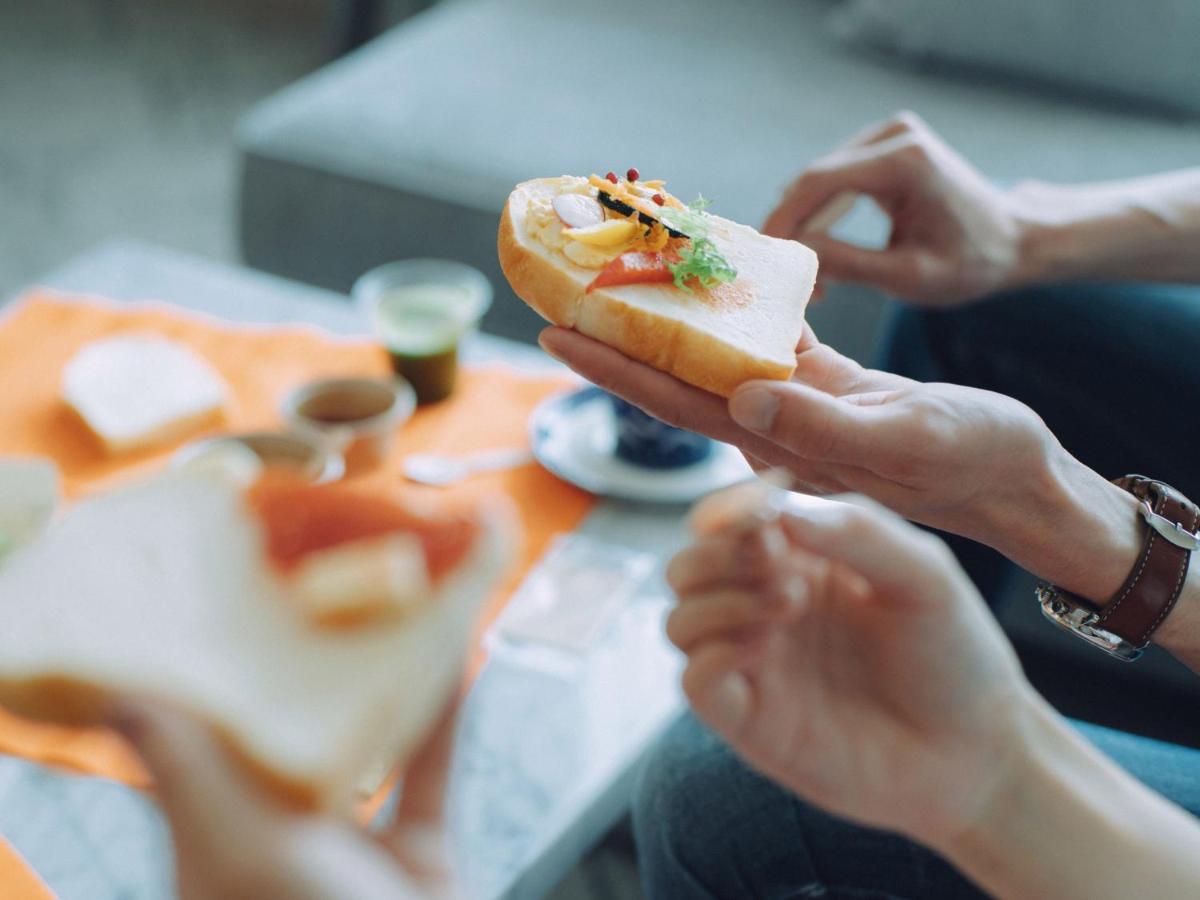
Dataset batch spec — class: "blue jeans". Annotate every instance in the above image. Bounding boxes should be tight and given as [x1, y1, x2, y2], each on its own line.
[634, 712, 1200, 899]
[634, 284, 1200, 897]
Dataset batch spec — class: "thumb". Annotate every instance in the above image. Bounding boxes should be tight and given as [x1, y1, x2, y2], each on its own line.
[110, 699, 274, 838]
[729, 380, 881, 466]
[681, 641, 754, 738]
[777, 494, 958, 603]
[763, 134, 919, 239]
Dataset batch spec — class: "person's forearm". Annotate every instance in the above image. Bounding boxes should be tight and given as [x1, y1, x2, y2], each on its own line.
[972, 444, 1141, 604]
[931, 695, 1200, 899]
[1010, 169, 1200, 285]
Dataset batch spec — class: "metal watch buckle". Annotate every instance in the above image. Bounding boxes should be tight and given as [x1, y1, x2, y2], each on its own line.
[1138, 499, 1200, 551]
[1036, 585, 1143, 662]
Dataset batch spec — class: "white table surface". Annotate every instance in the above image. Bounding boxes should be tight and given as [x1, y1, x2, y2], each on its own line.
[0, 240, 687, 900]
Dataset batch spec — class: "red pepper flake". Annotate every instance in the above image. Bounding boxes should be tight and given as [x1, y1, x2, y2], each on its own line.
[652, 193, 665, 206]
[626, 167, 640, 182]
[605, 171, 619, 184]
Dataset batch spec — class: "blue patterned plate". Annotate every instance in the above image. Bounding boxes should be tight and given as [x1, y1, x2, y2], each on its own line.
[530, 386, 754, 505]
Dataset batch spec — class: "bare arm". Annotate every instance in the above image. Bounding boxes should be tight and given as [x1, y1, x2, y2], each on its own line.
[764, 111, 1200, 304]
[670, 487, 1200, 900]
[541, 325, 1200, 673]
[1015, 169, 1200, 285]
[943, 696, 1200, 899]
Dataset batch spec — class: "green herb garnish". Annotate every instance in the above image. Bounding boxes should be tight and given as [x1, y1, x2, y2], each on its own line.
[658, 196, 738, 292]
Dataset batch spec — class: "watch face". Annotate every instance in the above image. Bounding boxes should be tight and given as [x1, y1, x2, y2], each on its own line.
[1036, 586, 1143, 662]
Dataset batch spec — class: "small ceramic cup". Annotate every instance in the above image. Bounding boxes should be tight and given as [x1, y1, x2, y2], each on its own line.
[174, 431, 344, 484]
[282, 376, 416, 475]
[608, 395, 713, 469]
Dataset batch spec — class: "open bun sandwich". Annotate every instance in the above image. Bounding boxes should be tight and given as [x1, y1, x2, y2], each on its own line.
[498, 172, 817, 396]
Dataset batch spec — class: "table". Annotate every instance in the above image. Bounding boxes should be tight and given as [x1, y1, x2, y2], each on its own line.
[0, 240, 686, 900]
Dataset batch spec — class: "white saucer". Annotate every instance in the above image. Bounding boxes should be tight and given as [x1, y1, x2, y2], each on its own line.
[530, 386, 754, 505]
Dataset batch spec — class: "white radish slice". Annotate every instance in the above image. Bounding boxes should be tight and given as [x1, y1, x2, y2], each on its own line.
[552, 193, 605, 229]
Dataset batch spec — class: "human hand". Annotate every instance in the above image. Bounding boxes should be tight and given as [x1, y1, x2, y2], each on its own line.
[665, 484, 1033, 845]
[543, 323, 1063, 540]
[763, 111, 1036, 306]
[541, 324, 1141, 600]
[112, 699, 457, 900]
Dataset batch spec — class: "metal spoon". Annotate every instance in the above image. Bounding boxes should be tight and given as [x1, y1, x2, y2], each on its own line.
[402, 448, 534, 486]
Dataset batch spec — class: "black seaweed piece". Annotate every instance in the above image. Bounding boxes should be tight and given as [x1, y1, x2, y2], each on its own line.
[597, 191, 688, 239]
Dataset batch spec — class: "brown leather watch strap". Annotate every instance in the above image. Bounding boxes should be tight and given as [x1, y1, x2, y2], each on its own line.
[1092, 476, 1200, 648]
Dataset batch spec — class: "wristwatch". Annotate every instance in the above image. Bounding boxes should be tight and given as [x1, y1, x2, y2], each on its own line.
[1037, 475, 1200, 661]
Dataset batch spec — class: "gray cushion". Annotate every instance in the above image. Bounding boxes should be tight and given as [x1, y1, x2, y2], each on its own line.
[238, 0, 1200, 350]
[832, 0, 1200, 117]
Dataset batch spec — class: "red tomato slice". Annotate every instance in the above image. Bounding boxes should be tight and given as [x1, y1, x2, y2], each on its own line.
[587, 252, 675, 293]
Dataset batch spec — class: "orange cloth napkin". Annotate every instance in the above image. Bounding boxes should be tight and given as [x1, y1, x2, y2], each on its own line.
[0, 838, 54, 900]
[0, 293, 595, 891]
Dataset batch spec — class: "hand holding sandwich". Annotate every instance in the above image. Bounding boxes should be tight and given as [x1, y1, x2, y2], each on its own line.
[113, 700, 453, 900]
[539, 324, 1144, 612]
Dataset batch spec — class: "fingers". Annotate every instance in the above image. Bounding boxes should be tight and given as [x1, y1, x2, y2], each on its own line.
[538, 327, 807, 470]
[729, 380, 885, 466]
[380, 699, 455, 888]
[800, 233, 922, 296]
[539, 327, 732, 439]
[764, 111, 931, 239]
[762, 133, 923, 239]
[843, 109, 929, 151]
[667, 581, 807, 653]
[389, 699, 455, 833]
[681, 641, 755, 738]
[776, 494, 957, 603]
[688, 480, 778, 537]
[110, 699, 270, 836]
[666, 525, 790, 594]
[109, 698, 286, 899]
[681, 485, 967, 615]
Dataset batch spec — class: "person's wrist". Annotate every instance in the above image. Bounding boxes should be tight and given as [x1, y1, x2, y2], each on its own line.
[929, 692, 1088, 891]
[899, 680, 1045, 852]
[935, 684, 1200, 898]
[974, 444, 1141, 601]
[1004, 179, 1101, 286]
[1005, 179, 1142, 285]
[1153, 559, 1200, 664]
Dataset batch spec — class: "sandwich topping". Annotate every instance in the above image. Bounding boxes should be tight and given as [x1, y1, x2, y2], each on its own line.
[526, 170, 737, 293]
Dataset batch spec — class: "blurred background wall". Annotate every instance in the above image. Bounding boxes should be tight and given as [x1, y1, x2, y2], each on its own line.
[0, 0, 414, 298]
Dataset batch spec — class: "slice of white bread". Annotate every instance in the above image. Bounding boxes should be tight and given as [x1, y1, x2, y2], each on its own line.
[498, 177, 818, 397]
[0, 473, 509, 809]
[62, 335, 228, 455]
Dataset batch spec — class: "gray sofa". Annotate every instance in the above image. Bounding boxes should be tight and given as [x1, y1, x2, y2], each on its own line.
[235, 0, 1200, 745]
[237, 0, 1200, 355]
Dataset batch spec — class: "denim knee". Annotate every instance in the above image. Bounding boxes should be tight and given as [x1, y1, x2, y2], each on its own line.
[632, 713, 819, 899]
[632, 715, 727, 897]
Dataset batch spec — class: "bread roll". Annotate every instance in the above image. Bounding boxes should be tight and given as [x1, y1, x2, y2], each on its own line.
[498, 176, 817, 397]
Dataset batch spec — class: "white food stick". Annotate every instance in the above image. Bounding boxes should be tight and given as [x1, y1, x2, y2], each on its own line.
[804, 191, 858, 234]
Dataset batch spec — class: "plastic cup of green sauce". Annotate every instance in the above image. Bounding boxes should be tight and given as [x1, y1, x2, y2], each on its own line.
[353, 260, 492, 405]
